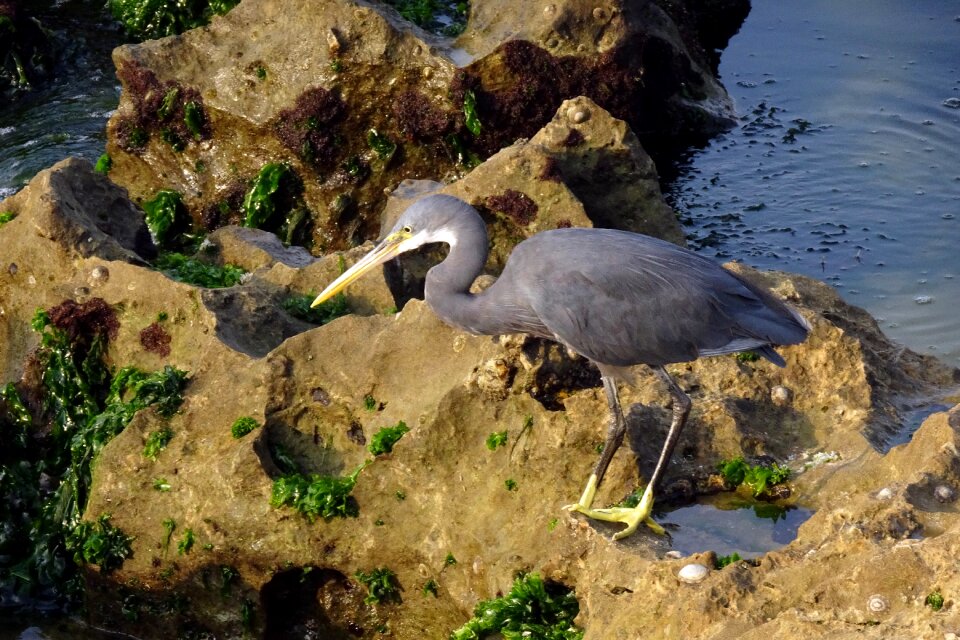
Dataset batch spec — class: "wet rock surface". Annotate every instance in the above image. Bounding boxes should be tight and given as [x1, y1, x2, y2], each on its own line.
[3, 135, 960, 638]
[103, 0, 739, 253]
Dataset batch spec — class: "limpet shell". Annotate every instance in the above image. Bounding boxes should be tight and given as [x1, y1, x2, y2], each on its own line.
[677, 563, 709, 584]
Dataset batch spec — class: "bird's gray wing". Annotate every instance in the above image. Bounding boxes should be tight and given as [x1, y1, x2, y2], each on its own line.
[508, 230, 803, 367]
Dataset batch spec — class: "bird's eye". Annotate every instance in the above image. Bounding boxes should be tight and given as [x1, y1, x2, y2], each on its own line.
[402, 225, 412, 234]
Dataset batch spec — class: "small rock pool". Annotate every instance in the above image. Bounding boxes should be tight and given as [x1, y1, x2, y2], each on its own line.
[659, 493, 814, 559]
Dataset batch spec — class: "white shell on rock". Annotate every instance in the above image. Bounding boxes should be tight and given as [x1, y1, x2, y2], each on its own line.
[770, 385, 793, 406]
[664, 550, 683, 560]
[677, 563, 709, 584]
[866, 594, 888, 613]
[89, 265, 109, 284]
[935, 484, 956, 503]
[875, 487, 894, 500]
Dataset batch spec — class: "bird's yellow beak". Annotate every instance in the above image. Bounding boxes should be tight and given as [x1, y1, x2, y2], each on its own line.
[310, 231, 410, 307]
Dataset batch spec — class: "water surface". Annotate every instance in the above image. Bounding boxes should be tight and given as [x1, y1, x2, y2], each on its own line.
[0, 1, 122, 200]
[666, 0, 960, 366]
[664, 494, 813, 559]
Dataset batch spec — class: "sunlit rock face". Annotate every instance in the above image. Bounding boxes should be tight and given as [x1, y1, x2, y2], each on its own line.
[103, 0, 743, 254]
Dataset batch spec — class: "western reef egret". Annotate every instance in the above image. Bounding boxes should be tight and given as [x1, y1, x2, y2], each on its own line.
[312, 194, 809, 539]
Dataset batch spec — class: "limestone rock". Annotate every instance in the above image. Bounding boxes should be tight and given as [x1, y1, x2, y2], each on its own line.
[0, 157, 154, 263]
[103, 0, 740, 252]
[530, 95, 684, 244]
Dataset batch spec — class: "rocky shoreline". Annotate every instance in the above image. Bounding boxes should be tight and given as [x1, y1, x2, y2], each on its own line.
[2, 1, 960, 638]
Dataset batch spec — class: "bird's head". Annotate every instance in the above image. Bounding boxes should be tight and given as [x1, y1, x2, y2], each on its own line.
[310, 194, 468, 308]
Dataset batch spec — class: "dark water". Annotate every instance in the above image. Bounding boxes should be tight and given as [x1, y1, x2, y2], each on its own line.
[0, 1, 122, 200]
[666, 0, 960, 366]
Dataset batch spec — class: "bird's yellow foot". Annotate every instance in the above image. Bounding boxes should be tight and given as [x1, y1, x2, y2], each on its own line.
[569, 487, 666, 540]
[576, 506, 666, 539]
[563, 473, 599, 512]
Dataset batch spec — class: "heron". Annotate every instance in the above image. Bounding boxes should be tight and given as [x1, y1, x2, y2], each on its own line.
[311, 194, 809, 539]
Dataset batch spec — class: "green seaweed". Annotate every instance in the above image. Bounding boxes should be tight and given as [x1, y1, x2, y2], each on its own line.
[281, 291, 349, 325]
[445, 133, 481, 169]
[0, 305, 184, 606]
[450, 573, 583, 640]
[444, 553, 457, 567]
[382, 0, 468, 36]
[240, 598, 255, 628]
[157, 87, 179, 120]
[94, 154, 112, 175]
[230, 416, 259, 439]
[143, 426, 174, 460]
[717, 457, 791, 497]
[243, 162, 294, 229]
[368, 421, 409, 456]
[64, 513, 133, 573]
[0, 210, 17, 226]
[153, 252, 246, 288]
[183, 101, 205, 140]
[355, 567, 400, 605]
[463, 89, 481, 136]
[735, 351, 760, 363]
[160, 128, 185, 152]
[109, 0, 241, 40]
[615, 486, 644, 508]
[363, 394, 378, 411]
[423, 579, 439, 597]
[142, 189, 187, 247]
[485, 430, 507, 451]
[1, 382, 32, 448]
[161, 518, 176, 551]
[925, 589, 944, 611]
[153, 478, 171, 491]
[715, 552, 742, 569]
[177, 528, 195, 555]
[504, 478, 518, 491]
[270, 463, 367, 521]
[367, 128, 397, 161]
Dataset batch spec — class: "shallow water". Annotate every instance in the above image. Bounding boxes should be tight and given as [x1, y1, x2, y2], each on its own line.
[662, 493, 813, 559]
[665, 0, 960, 366]
[0, 1, 122, 200]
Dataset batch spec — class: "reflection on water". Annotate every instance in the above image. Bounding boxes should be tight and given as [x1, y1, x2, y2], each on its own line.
[665, 0, 960, 366]
[663, 493, 813, 558]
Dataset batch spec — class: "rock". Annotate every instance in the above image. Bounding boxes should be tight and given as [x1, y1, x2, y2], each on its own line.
[103, 0, 741, 251]
[935, 485, 956, 503]
[0, 157, 155, 263]
[529, 96, 685, 244]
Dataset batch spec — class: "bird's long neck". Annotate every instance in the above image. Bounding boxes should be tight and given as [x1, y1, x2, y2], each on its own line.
[423, 205, 504, 335]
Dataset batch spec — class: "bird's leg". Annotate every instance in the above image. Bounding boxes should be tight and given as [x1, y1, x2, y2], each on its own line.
[566, 376, 626, 511]
[572, 366, 691, 540]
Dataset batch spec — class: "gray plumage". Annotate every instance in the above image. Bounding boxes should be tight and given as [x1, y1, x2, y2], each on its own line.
[409, 195, 809, 369]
